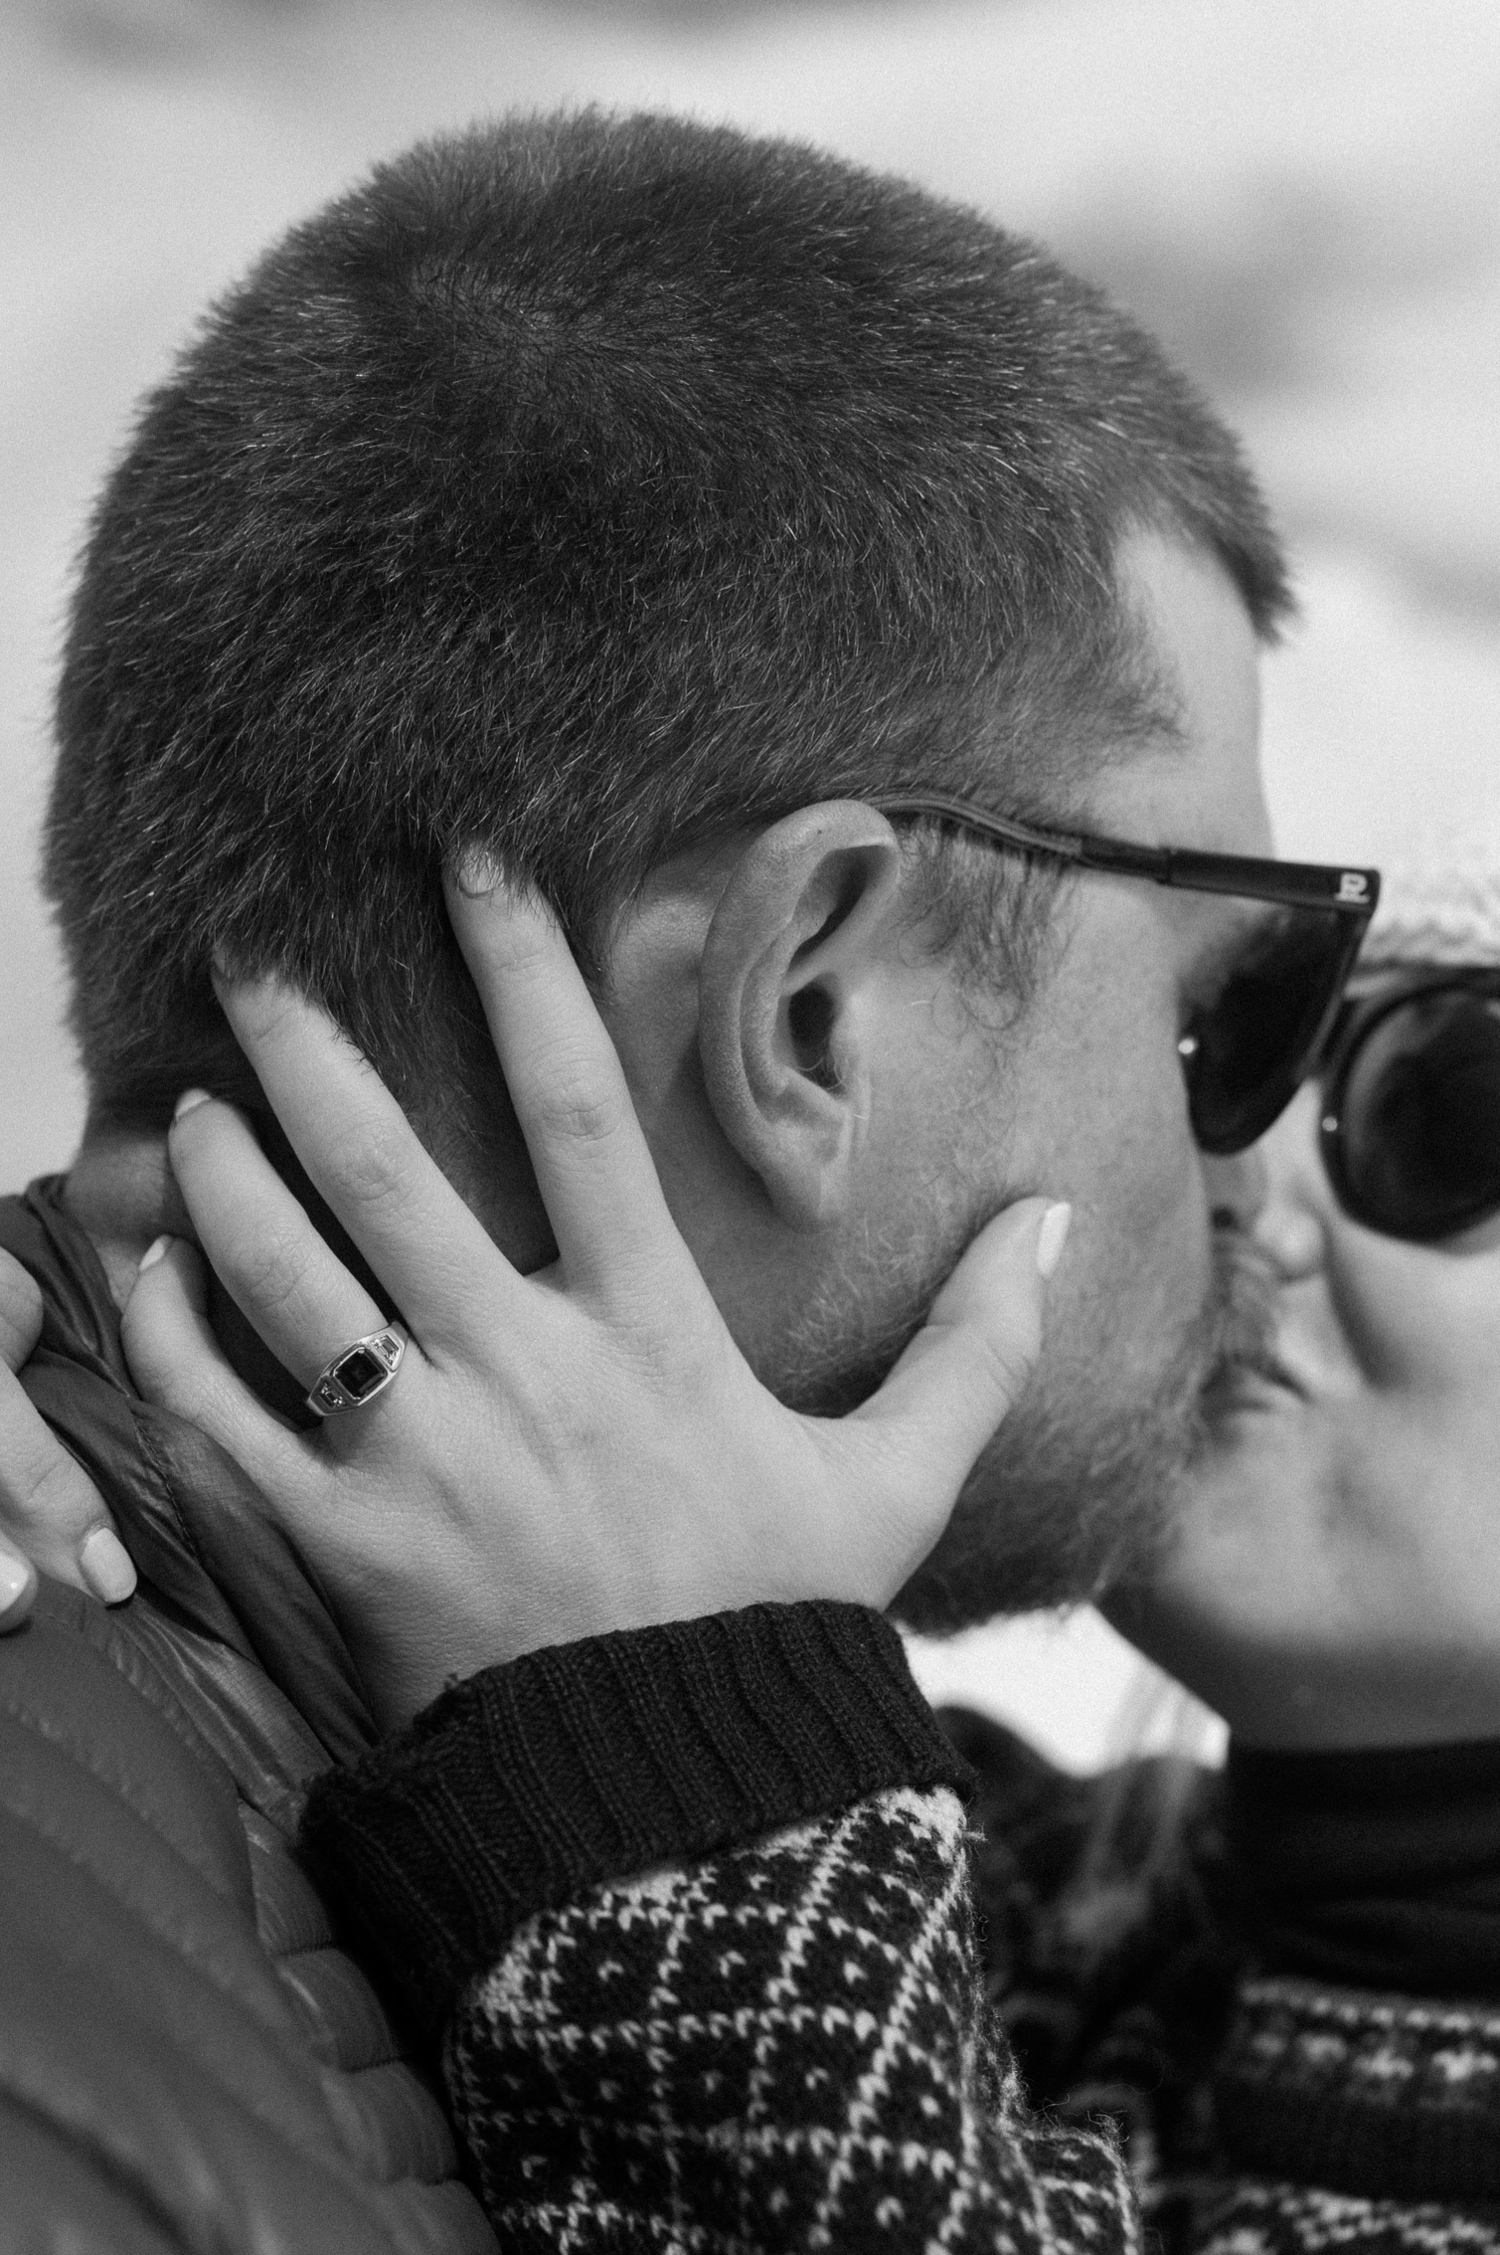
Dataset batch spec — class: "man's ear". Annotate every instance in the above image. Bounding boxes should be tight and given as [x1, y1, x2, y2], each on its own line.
[697, 803, 908, 1228]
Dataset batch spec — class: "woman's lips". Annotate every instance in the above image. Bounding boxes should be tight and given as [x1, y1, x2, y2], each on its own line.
[1238, 1360, 1307, 1403]
[1206, 1345, 1309, 1418]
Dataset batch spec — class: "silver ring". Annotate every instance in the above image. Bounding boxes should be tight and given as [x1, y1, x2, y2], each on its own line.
[304, 1325, 408, 1418]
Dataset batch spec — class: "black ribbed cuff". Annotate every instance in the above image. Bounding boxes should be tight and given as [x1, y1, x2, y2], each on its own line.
[300, 1602, 971, 2031]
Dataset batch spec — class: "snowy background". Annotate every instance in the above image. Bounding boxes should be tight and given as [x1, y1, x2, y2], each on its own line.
[4, 0, 1497, 1765]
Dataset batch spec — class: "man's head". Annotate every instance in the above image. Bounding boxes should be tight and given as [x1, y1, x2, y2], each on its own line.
[47, 110, 1291, 1618]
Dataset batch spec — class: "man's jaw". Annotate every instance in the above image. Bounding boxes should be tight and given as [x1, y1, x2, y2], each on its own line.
[892, 1222, 1283, 1634]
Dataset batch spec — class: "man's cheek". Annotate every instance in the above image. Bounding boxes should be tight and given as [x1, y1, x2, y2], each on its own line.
[1064, 1150, 1210, 1394]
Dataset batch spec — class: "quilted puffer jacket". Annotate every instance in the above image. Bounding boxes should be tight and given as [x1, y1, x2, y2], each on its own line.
[0, 1179, 497, 2255]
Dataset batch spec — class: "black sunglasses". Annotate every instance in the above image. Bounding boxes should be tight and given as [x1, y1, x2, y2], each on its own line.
[1317, 970, 1500, 1242]
[869, 790, 1381, 1156]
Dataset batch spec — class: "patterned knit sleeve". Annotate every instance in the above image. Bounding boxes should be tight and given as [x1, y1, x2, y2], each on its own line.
[300, 1602, 1141, 2252]
[443, 1781, 1140, 2255]
[301, 1606, 1500, 2254]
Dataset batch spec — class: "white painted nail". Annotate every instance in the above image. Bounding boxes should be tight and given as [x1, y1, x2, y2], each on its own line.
[454, 845, 502, 898]
[79, 1528, 137, 1606]
[1035, 1201, 1073, 1281]
[0, 1548, 32, 1609]
[138, 1234, 172, 1273]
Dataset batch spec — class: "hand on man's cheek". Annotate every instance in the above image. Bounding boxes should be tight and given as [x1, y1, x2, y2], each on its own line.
[603, 533, 1272, 1623]
[607, 841, 1221, 1624]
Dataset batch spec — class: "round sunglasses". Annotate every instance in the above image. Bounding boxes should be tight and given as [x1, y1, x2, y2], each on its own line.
[1317, 970, 1500, 1243]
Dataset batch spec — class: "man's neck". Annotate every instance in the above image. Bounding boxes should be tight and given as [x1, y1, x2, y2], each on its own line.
[62, 1128, 194, 1312]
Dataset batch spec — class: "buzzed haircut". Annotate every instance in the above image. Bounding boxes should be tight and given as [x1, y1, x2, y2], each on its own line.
[45, 108, 1289, 1155]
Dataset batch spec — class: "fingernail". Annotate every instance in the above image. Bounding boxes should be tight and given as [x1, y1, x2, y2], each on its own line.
[0, 1549, 32, 1609]
[1035, 1201, 1072, 1281]
[453, 844, 502, 898]
[138, 1234, 172, 1273]
[80, 1528, 137, 1606]
[173, 1088, 212, 1123]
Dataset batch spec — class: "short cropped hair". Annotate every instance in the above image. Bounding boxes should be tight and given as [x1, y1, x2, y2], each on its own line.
[46, 109, 1289, 1149]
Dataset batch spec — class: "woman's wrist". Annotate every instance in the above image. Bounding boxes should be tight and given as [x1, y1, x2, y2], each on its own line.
[299, 1600, 972, 2028]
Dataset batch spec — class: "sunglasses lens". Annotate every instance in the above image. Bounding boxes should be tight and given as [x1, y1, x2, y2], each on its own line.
[1186, 907, 1355, 1155]
[1336, 989, 1500, 1239]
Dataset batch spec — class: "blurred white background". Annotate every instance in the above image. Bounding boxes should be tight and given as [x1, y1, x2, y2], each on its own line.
[4, 0, 1497, 1766]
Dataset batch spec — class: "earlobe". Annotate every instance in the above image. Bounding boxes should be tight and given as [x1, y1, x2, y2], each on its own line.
[698, 804, 905, 1228]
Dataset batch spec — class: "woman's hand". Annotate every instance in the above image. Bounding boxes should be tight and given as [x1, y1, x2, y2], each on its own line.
[120, 865, 1065, 1733]
[0, 1248, 136, 1627]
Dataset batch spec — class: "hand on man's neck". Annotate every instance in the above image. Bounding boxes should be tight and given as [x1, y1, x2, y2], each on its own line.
[59, 1106, 559, 1422]
[59, 1126, 307, 1416]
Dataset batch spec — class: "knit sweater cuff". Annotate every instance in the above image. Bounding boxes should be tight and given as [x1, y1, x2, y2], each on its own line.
[299, 1601, 971, 2030]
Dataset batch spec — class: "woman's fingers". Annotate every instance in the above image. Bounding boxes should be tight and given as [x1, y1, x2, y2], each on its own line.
[0, 1379, 136, 1604]
[0, 1244, 41, 1374]
[209, 975, 505, 1346]
[0, 1245, 134, 1609]
[0, 1532, 37, 1629]
[167, 1096, 388, 1388]
[0, 1248, 42, 1624]
[844, 1198, 1068, 1513]
[122, 1237, 310, 1502]
[445, 859, 684, 1296]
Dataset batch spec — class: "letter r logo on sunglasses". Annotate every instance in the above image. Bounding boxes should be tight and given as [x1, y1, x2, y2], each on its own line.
[868, 790, 1381, 1156]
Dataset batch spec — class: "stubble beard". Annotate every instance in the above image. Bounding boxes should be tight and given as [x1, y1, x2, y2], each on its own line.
[773, 1212, 1280, 1634]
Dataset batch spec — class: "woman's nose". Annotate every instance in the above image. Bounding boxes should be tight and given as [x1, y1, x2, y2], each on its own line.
[1201, 1142, 1267, 1235]
[1247, 1086, 1330, 1282]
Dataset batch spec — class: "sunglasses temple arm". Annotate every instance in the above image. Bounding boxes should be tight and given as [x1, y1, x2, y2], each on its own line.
[866, 794, 1380, 916]
[1077, 838, 1382, 916]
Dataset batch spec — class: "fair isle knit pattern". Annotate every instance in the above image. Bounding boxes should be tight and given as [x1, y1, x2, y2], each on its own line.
[439, 1782, 1500, 2254]
[1216, 1979, 1500, 2206]
[1192, 2183, 1500, 2255]
[444, 1784, 1141, 2253]
[305, 1613, 1500, 2254]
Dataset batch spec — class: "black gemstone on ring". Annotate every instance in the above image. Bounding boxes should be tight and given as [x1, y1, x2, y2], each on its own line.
[335, 1345, 388, 1400]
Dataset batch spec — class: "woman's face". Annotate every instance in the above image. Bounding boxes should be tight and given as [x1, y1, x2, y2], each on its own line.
[1110, 964, 1500, 1747]
[1242, 977, 1500, 1514]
